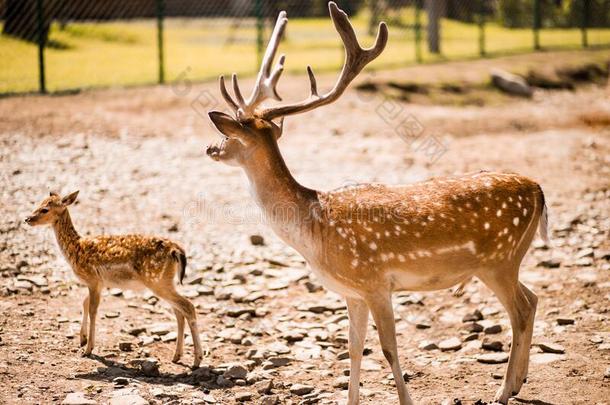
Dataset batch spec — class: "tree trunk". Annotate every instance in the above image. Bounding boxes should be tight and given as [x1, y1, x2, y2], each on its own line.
[425, 0, 445, 54]
[3, 0, 50, 43]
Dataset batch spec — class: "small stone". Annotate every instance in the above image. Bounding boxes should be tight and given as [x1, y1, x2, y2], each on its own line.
[119, 342, 133, 352]
[482, 340, 503, 352]
[477, 353, 509, 364]
[575, 248, 594, 259]
[538, 342, 565, 354]
[484, 324, 502, 334]
[464, 322, 483, 333]
[224, 364, 248, 380]
[537, 259, 561, 268]
[109, 392, 148, 405]
[141, 358, 159, 377]
[113, 377, 129, 386]
[530, 353, 565, 364]
[418, 340, 438, 350]
[604, 367, 610, 379]
[105, 311, 120, 319]
[261, 395, 279, 405]
[290, 383, 315, 396]
[462, 310, 483, 322]
[337, 350, 350, 360]
[556, 318, 575, 326]
[161, 331, 177, 342]
[168, 223, 179, 233]
[62, 392, 97, 405]
[438, 337, 462, 352]
[333, 376, 350, 389]
[235, 392, 253, 402]
[250, 234, 265, 246]
[254, 379, 273, 395]
[463, 333, 479, 342]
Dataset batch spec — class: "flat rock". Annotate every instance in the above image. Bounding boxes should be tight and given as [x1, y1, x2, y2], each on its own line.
[290, 383, 315, 396]
[482, 340, 504, 352]
[418, 340, 438, 350]
[477, 353, 509, 364]
[556, 318, 575, 326]
[438, 337, 462, 351]
[254, 379, 273, 394]
[538, 342, 565, 354]
[537, 259, 561, 268]
[224, 364, 248, 380]
[491, 68, 533, 97]
[62, 392, 97, 405]
[484, 324, 502, 334]
[235, 392, 254, 402]
[530, 353, 565, 364]
[333, 376, 350, 389]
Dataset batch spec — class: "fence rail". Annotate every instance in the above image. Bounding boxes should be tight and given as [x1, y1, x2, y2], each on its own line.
[1, 0, 609, 95]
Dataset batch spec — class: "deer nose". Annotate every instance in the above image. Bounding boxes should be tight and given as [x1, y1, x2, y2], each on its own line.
[24, 216, 33, 224]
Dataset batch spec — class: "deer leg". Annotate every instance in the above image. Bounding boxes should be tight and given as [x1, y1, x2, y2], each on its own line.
[155, 288, 203, 368]
[478, 270, 536, 404]
[367, 294, 413, 405]
[515, 282, 538, 385]
[80, 295, 89, 347]
[172, 308, 185, 363]
[84, 285, 101, 356]
[346, 297, 369, 405]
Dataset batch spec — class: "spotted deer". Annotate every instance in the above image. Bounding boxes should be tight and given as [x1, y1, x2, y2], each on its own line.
[25, 191, 204, 368]
[205, 2, 549, 403]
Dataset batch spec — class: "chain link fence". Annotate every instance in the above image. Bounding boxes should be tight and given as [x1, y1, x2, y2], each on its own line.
[1, 0, 609, 94]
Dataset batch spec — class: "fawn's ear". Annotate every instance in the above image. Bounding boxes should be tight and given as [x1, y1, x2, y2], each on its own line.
[61, 190, 79, 206]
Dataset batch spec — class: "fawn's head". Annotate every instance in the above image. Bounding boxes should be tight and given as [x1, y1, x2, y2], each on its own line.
[25, 191, 79, 226]
[206, 1, 387, 168]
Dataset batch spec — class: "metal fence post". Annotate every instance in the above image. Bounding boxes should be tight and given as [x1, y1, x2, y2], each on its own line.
[581, 0, 589, 48]
[414, 0, 422, 63]
[478, 0, 485, 56]
[156, 0, 165, 84]
[36, 0, 46, 93]
[533, 0, 541, 50]
[255, 0, 264, 67]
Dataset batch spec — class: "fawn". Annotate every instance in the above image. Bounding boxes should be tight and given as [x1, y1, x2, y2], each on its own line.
[25, 191, 204, 367]
[206, 2, 548, 403]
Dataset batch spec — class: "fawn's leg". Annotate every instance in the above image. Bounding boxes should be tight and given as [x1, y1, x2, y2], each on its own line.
[172, 308, 185, 363]
[80, 295, 89, 347]
[346, 297, 369, 405]
[84, 285, 101, 356]
[367, 293, 413, 405]
[154, 288, 203, 368]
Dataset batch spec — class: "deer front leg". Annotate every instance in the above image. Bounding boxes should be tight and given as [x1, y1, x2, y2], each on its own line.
[84, 285, 101, 356]
[367, 293, 414, 405]
[346, 297, 369, 405]
[80, 295, 89, 347]
[172, 308, 185, 363]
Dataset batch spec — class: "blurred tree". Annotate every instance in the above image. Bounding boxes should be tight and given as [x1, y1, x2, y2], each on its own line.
[3, 0, 50, 42]
[426, 0, 446, 53]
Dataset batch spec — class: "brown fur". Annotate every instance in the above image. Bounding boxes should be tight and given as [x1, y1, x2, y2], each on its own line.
[25, 192, 204, 367]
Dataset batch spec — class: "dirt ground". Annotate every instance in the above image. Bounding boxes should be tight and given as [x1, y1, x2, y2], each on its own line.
[1, 50, 609, 405]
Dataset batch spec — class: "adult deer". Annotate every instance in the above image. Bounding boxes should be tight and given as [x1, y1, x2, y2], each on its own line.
[206, 3, 549, 403]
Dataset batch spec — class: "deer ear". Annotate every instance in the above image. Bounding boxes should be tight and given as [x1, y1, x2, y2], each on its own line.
[61, 190, 79, 206]
[271, 117, 284, 140]
[50, 191, 59, 197]
[208, 111, 252, 143]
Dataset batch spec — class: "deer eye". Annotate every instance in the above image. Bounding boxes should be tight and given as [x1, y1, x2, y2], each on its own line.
[40, 208, 49, 214]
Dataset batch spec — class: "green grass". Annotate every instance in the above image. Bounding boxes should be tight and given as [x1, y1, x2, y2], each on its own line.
[1, 12, 609, 94]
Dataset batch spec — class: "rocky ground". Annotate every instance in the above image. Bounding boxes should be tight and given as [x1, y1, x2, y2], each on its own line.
[0, 51, 609, 405]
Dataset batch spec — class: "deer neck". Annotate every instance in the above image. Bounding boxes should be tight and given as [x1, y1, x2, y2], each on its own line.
[243, 141, 320, 247]
[52, 209, 81, 264]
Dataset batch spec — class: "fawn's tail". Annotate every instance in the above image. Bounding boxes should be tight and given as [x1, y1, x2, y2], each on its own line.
[171, 248, 187, 285]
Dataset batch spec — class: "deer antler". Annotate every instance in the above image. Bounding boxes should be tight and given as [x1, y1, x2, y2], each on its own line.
[218, 2, 388, 122]
[219, 11, 288, 119]
[259, 2, 388, 121]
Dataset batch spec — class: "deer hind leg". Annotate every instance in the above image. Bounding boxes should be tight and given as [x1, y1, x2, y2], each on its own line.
[172, 308, 185, 363]
[153, 286, 203, 368]
[366, 294, 414, 405]
[346, 297, 369, 405]
[84, 285, 101, 356]
[478, 269, 536, 404]
[80, 295, 89, 347]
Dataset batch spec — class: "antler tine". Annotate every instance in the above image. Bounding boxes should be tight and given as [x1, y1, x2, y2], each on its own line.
[306, 66, 318, 97]
[241, 11, 288, 113]
[259, 1, 388, 121]
[231, 73, 246, 109]
[219, 75, 239, 112]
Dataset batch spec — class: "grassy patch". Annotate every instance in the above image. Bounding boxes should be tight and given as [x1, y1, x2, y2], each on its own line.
[1, 13, 609, 94]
